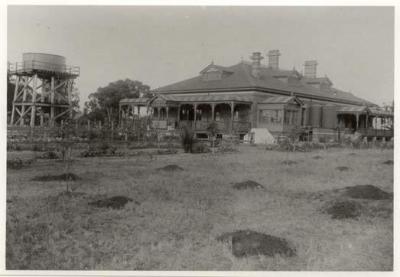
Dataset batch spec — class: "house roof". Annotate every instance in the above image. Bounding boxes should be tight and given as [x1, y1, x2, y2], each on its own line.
[153, 61, 376, 106]
[260, 96, 303, 105]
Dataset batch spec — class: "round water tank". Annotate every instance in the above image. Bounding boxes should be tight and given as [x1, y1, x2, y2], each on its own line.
[22, 53, 66, 73]
[322, 105, 338, 129]
[310, 104, 322, 128]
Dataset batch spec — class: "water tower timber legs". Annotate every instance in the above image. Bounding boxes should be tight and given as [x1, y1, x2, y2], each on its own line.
[9, 74, 75, 127]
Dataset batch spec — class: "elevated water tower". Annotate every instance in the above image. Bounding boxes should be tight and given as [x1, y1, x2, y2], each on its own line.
[8, 53, 80, 127]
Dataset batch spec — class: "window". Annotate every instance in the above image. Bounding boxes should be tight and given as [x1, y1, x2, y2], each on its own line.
[203, 71, 222, 81]
[284, 110, 298, 125]
[259, 109, 283, 124]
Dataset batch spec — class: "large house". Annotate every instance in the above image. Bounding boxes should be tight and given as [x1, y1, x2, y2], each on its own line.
[119, 50, 393, 141]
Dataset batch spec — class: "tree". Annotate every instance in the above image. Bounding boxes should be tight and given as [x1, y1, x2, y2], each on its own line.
[207, 121, 219, 153]
[84, 79, 151, 126]
[71, 87, 80, 116]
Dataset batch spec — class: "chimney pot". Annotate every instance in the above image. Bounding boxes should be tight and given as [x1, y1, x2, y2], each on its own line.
[304, 60, 318, 78]
[267, 49, 281, 69]
[250, 52, 264, 78]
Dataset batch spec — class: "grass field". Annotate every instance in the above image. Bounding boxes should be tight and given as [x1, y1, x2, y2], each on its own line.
[6, 146, 393, 270]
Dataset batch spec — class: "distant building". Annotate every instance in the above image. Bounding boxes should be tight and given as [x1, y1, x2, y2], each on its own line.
[120, 50, 393, 141]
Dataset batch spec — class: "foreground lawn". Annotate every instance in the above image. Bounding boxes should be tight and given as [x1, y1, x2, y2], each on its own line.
[6, 146, 393, 270]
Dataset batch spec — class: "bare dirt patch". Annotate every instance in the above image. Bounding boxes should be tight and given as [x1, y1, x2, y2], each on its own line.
[233, 180, 264, 190]
[343, 185, 392, 200]
[335, 166, 350, 172]
[217, 230, 295, 258]
[88, 196, 135, 209]
[324, 200, 362, 219]
[382, 160, 393, 165]
[157, 164, 184, 172]
[31, 173, 80, 182]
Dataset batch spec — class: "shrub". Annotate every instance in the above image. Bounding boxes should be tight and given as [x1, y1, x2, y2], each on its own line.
[32, 144, 42, 152]
[7, 158, 24, 170]
[180, 126, 195, 153]
[40, 151, 60, 160]
[192, 142, 211, 154]
[7, 158, 34, 170]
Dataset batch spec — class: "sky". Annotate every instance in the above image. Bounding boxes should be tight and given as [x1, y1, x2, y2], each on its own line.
[7, 6, 394, 107]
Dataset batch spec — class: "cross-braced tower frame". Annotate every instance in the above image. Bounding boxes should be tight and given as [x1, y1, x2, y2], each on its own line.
[8, 53, 79, 127]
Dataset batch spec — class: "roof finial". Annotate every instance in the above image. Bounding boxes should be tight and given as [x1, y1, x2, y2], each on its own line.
[211, 59, 214, 65]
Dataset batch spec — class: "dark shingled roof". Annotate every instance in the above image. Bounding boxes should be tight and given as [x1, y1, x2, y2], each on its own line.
[153, 61, 376, 106]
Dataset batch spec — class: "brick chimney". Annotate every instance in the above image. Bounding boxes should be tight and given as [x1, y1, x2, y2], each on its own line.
[250, 52, 264, 78]
[304, 60, 318, 78]
[267, 50, 281, 69]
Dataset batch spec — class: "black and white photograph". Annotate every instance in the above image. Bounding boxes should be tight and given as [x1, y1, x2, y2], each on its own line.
[2, 3, 397, 274]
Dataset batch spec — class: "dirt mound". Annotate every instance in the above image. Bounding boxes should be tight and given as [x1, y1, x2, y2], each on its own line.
[282, 160, 297, 165]
[335, 166, 350, 172]
[313, 155, 323, 160]
[32, 173, 80, 182]
[343, 185, 392, 200]
[383, 160, 393, 165]
[217, 230, 295, 258]
[233, 180, 264, 190]
[157, 164, 184, 171]
[324, 200, 361, 219]
[89, 196, 135, 209]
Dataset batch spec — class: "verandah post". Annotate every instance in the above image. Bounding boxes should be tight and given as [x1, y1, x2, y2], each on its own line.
[230, 102, 234, 134]
[194, 103, 197, 129]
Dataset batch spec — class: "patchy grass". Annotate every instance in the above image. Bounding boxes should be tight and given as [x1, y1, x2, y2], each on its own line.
[31, 173, 80, 182]
[282, 160, 297, 165]
[6, 146, 393, 270]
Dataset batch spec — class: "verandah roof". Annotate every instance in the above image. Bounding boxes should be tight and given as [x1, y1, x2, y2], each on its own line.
[336, 106, 393, 117]
[336, 106, 368, 114]
[120, 94, 254, 107]
[171, 94, 253, 103]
